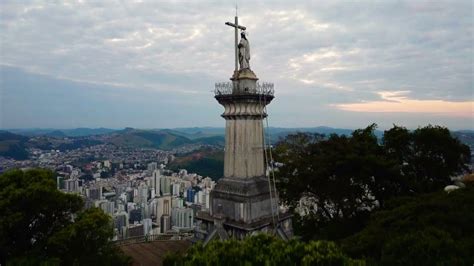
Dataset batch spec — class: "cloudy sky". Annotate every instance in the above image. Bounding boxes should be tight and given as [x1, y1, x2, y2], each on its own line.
[1, 0, 472, 130]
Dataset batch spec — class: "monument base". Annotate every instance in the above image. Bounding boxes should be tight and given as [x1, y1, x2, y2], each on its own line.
[195, 209, 293, 244]
[194, 176, 293, 244]
[211, 176, 277, 222]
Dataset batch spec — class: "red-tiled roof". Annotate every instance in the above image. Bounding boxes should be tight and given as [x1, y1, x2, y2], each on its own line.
[120, 240, 191, 266]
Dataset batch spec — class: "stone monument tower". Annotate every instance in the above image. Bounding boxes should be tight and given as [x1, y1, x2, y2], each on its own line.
[195, 15, 293, 243]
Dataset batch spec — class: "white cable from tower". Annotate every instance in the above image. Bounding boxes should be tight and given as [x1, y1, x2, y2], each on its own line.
[259, 92, 277, 227]
[263, 101, 281, 224]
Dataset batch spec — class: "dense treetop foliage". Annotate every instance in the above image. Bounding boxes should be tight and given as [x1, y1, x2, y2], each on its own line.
[273, 124, 471, 240]
[342, 184, 474, 265]
[383, 125, 470, 193]
[0, 169, 130, 265]
[164, 234, 365, 266]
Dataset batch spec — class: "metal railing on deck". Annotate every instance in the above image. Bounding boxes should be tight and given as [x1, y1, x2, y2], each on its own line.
[214, 82, 274, 96]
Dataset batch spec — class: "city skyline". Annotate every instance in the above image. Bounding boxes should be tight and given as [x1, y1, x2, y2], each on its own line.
[1, 1, 473, 130]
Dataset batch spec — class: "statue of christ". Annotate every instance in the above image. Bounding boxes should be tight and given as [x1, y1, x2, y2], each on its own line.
[238, 31, 250, 70]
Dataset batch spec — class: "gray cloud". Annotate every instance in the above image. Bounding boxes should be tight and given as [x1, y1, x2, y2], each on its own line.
[0, 0, 472, 129]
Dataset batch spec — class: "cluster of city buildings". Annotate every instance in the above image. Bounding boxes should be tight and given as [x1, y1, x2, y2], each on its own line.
[59, 162, 215, 240]
[0, 142, 217, 240]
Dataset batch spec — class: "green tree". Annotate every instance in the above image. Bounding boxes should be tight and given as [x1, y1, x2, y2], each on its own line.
[383, 125, 471, 193]
[273, 124, 471, 241]
[342, 184, 474, 265]
[163, 234, 365, 266]
[274, 125, 394, 240]
[47, 208, 130, 265]
[0, 169, 130, 265]
[0, 169, 83, 262]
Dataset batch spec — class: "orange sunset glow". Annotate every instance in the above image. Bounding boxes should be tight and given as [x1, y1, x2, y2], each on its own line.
[335, 91, 473, 117]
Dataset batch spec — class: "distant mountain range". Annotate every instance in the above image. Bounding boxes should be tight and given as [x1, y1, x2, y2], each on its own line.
[0, 128, 227, 160]
[5, 126, 473, 138]
[2, 126, 366, 138]
[107, 128, 193, 150]
[107, 128, 226, 149]
[0, 131, 29, 160]
[6, 128, 116, 137]
[1, 127, 473, 161]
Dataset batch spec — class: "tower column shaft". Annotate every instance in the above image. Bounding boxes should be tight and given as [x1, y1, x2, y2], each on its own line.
[224, 118, 265, 178]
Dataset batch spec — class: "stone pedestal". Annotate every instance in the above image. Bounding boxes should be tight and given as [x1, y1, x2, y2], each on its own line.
[211, 176, 277, 223]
